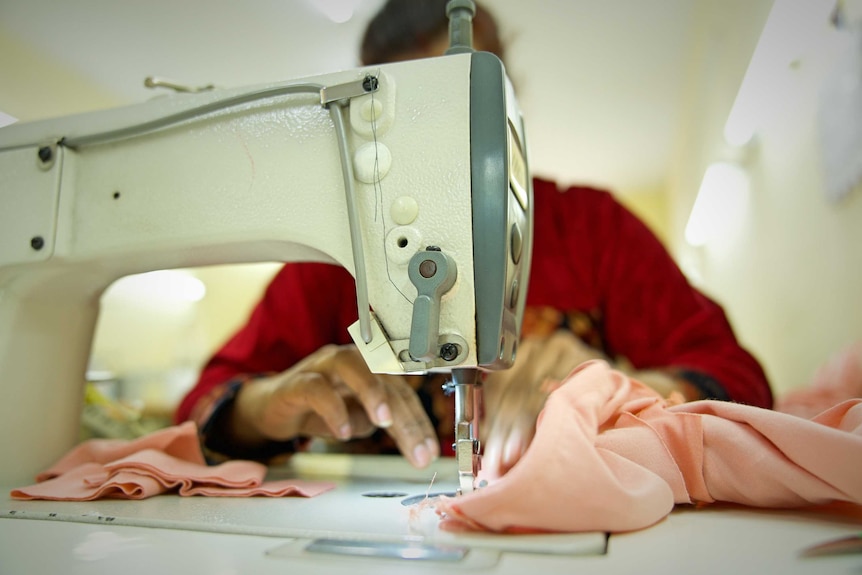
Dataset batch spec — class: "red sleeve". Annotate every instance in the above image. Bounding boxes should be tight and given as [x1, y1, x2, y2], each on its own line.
[528, 180, 772, 408]
[175, 262, 358, 424]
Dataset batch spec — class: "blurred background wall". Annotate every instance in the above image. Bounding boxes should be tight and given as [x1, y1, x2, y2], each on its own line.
[2, 0, 859, 418]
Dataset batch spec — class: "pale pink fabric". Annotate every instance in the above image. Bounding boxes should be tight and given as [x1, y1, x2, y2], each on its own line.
[436, 360, 862, 534]
[775, 341, 862, 419]
[10, 421, 335, 501]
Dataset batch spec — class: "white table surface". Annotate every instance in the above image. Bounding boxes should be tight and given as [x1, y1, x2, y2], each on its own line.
[2, 454, 860, 574]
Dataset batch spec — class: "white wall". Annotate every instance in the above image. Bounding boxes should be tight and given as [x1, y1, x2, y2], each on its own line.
[669, 0, 862, 394]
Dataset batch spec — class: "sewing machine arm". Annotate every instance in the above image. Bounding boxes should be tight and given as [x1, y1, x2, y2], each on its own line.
[0, 52, 532, 488]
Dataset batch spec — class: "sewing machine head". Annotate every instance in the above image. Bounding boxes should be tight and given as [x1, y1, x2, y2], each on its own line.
[0, 4, 532, 489]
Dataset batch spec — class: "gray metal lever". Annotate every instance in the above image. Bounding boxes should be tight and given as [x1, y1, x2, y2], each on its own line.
[408, 248, 457, 362]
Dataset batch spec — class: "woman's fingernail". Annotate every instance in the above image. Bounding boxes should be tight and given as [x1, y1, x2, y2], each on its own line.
[338, 424, 352, 440]
[425, 438, 439, 459]
[413, 443, 431, 468]
[503, 436, 522, 465]
[376, 403, 393, 428]
[483, 443, 499, 468]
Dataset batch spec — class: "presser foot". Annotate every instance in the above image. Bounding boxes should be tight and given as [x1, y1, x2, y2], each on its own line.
[448, 368, 483, 495]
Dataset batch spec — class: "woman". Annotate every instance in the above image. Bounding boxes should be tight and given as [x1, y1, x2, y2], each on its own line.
[176, 0, 772, 478]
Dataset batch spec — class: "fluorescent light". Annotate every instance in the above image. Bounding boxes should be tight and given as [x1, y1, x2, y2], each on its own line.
[0, 111, 17, 128]
[724, 0, 837, 146]
[104, 270, 206, 304]
[685, 162, 750, 247]
[307, 0, 361, 23]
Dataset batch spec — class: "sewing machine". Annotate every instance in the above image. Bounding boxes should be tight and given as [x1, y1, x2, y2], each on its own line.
[0, 14, 532, 492]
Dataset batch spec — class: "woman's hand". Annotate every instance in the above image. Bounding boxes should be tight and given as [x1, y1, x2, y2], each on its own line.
[481, 330, 606, 478]
[228, 344, 439, 468]
[480, 330, 705, 478]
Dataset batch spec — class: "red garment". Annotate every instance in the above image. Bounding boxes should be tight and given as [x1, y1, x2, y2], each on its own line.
[176, 179, 772, 431]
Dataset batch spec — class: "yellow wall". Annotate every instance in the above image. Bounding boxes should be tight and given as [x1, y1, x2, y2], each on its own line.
[191, 263, 283, 356]
[89, 264, 281, 415]
[0, 31, 122, 121]
[8, 3, 861, 409]
[668, 0, 862, 394]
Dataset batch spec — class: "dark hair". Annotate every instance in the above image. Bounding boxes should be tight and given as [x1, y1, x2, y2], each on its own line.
[360, 0, 505, 66]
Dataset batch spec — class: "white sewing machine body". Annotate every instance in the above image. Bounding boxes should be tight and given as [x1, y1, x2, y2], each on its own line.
[0, 52, 532, 487]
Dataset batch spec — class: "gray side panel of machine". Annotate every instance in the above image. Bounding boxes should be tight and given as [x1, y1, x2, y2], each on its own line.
[469, 52, 508, 366]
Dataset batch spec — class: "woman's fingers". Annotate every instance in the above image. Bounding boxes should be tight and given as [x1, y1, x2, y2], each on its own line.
[379, 375, 439, 468]
[256, 371, 351, 440]
[321, 347, 438, 468]
[325, 346, 395, 428]
[482, 410, 534, 478]
[251, 345, 438, 468]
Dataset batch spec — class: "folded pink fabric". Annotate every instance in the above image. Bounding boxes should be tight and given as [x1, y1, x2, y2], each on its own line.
[10, 421, 335, 501]
[436, 360, 862, 534]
